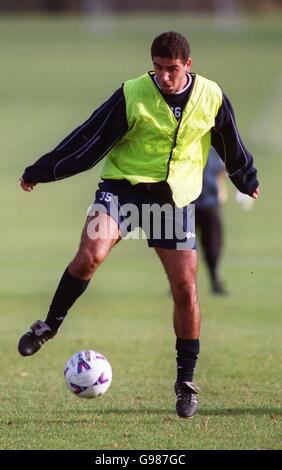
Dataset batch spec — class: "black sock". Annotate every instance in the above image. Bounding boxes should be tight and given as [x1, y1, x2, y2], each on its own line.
[208, 262, 217, 282]
[176, 338, 200, 383]
[45, 268, 90, 332]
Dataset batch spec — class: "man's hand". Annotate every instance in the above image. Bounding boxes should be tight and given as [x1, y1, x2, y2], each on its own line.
[251, 186, 260, 199]
[19, 177, 37, 192]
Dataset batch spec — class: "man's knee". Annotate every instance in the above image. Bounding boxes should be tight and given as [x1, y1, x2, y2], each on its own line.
[172, 280, 198, 308]
[70, 246, 109, 278]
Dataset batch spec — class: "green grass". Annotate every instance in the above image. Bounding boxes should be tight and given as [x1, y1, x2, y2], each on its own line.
[0, 13, 281, 450]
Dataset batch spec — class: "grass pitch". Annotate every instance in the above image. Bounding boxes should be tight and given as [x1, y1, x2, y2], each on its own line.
[0, 13, 281, 450]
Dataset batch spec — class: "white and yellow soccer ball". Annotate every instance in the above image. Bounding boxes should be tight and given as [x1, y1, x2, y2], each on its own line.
[64, 350, 112, 398]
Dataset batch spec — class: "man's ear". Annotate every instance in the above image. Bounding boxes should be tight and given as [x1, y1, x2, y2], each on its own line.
[185, 57, 192, 72]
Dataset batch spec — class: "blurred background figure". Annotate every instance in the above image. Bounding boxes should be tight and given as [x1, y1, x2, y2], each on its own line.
[235, 188, 255, 211]
[195, 147, 228, 295]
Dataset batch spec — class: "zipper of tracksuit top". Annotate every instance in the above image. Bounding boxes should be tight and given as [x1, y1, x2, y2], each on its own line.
[163, 74, 196, 181]
[165, 116, 183, 181]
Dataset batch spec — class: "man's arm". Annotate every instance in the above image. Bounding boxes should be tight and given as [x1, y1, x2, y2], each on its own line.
[211, 93, 259, 198]
[21, 87, 128, 187]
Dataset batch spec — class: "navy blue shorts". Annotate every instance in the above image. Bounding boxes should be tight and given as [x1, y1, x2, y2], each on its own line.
[88, 179, 196, 250]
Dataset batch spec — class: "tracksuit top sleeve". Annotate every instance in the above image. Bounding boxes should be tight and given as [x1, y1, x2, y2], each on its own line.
[22, 87, 128, 183]
[211, 93, 258, 195]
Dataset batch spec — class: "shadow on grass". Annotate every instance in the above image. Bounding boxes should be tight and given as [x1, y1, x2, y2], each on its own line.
[69, 406, 282, 417]
[5, 407, 280, 427]
[197, 408, 282, 417]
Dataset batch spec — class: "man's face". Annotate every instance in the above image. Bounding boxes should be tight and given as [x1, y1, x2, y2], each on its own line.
[153, 56, 192, 94]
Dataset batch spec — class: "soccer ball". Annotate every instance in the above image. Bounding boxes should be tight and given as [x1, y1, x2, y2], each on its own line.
[64, 350, 112, 398]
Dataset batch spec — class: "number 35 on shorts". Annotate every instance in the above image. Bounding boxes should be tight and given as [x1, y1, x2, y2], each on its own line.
[99, 191, 113, 202]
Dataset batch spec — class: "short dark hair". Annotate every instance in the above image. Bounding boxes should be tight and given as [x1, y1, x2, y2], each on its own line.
[151, 31, 190, 64]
